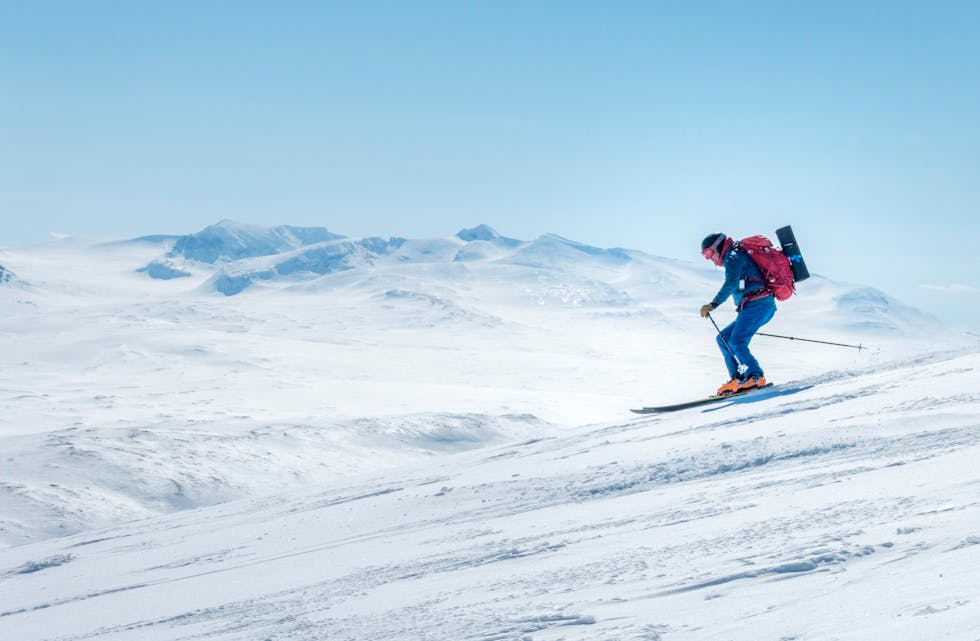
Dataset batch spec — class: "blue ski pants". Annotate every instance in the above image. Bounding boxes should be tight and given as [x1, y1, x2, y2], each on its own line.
[717, 295, 776, 379]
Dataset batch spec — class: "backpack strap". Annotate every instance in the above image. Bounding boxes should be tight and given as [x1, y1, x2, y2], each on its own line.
[740, 289, 773, 310]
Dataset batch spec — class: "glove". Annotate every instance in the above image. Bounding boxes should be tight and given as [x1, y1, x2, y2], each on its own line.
[700, 303, 716, 318]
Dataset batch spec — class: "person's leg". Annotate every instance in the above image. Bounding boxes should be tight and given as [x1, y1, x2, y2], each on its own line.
[717, 322, 740, 379]
[728, 298, 776, 378]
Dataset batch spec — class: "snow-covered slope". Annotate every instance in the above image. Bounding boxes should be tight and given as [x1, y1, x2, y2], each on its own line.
[1, 350, 978, 640]
[0, 221, 975, 639]
[0, 223, 961, 545]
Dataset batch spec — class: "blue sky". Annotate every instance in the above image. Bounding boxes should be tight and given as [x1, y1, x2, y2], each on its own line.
[2, 1, 978, 325]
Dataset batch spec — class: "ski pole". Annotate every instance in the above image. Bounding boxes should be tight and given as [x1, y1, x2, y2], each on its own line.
[706, 312, 745, 373]
[756, 332, 865, 351]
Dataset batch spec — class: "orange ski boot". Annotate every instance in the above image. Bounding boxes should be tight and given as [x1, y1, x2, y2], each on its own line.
[716, 377, 741, 396]
[738, 375, 767, 391]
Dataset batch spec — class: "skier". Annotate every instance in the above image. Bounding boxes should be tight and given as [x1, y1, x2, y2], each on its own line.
[699, 232, 776, 395]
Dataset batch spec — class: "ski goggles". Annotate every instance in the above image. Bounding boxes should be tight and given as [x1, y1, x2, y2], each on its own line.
[701, 235, 726, 260]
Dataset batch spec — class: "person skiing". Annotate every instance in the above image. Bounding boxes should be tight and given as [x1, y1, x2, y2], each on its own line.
[699, 232, 776, 395]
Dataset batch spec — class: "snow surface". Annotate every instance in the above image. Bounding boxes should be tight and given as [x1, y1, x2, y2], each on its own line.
[0, 223, 977, 640]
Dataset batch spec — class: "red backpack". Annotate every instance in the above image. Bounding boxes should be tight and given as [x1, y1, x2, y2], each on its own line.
[739, 235, 796, 301]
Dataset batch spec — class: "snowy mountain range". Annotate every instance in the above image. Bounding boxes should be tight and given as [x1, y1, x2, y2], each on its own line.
[0, 220, 976, 640]
[139, 220, 642, 297]
[126, 219, 933, 333]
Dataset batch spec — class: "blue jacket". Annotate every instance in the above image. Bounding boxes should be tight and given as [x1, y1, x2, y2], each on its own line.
[711, 243, 771, 310]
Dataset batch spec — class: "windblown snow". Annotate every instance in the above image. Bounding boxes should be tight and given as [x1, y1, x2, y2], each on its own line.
[0, 222, 977, 640]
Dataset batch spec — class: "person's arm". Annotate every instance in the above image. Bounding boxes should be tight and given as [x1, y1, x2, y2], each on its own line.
[710, 255, 741, 308]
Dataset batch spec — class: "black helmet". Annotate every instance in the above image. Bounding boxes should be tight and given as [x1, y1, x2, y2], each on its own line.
[701, 233, 726, 251]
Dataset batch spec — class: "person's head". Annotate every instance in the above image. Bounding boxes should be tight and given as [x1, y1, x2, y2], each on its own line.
[701, 233, 727, 266]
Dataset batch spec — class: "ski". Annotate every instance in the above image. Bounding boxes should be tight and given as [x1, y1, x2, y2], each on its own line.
[630, 383, 774, 414]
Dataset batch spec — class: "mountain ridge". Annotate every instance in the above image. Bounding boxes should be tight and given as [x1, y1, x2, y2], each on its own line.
[123, 220, 939, 337]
